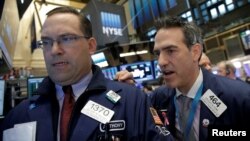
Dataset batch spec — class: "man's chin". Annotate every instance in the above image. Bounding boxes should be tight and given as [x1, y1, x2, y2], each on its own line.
[164, 81, 177, 89]
[50, 75, 71, 86]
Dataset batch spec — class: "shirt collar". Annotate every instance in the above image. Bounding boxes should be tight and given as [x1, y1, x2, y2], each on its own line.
[56, 71, 93, 100]
[176, 69, 203, 99]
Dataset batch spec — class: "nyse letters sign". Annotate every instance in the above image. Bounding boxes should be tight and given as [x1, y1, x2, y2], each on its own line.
[82, 0, 129, 48]
[101, 12, 123, 36]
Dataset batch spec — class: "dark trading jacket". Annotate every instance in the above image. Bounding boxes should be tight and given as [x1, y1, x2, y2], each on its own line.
[0, 65, 173, 141]
[151, 68, 250, 141]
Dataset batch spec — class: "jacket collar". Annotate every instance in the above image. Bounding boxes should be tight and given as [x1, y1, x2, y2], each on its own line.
[34, 65, 107, 97]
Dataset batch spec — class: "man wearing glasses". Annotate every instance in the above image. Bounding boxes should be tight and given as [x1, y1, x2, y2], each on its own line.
[0, 7, 173, 141]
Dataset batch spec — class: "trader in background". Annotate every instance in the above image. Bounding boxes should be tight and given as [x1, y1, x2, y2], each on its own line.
[0, 7, 173, 141]
[216, 61, 243, 81]
[199, 53, 212, 72]
[117, 16, 250, 141]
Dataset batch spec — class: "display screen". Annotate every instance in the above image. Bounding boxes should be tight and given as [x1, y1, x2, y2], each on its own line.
[240, 30, 250, 50]
[91, 52, 109, 68]
[128, 0, 138, 29]
[224, 34, 244, 59]
[119, 61, 154, 82]
[135, 0, 144, 26]
[153, 60, 161, 79]
[0, 80, 5, 116]
[150, 0, 159, 18]
[27, 77, 44, 98]
[243, 62, 250, 76]
[142, 0, 152, 22]
[101, 67, 118, 80]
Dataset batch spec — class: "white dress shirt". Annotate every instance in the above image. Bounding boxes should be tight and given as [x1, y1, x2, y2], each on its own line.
[56, 71, 93, 141]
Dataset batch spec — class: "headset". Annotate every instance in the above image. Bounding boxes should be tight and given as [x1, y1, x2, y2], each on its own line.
[225, 64, 230, 76]
[225, 63, 236, 76]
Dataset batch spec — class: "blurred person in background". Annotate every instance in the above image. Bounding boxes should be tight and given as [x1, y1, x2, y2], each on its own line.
[199, 53, 212, 72]
[216, 61, 242, 81]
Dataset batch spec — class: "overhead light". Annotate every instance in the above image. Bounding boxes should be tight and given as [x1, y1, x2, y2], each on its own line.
[119, 50, 148, 57]
[246, 30, 250, 35]
[120, 52, 136, 57]
[136, 50, 148, 54]
[21, 0, 24, 4]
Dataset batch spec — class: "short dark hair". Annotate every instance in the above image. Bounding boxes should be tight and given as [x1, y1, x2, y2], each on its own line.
[155, 16, 203, 49]
[46, 6, 92, 38]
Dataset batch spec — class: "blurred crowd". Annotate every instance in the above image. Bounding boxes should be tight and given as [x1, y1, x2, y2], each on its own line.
[1, 67, 32, 80]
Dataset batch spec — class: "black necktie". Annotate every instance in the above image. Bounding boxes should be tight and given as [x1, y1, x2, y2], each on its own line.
[60, 86, 75, 141]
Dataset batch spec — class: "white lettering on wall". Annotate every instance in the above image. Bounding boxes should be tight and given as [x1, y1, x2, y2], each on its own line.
[103, 27, 123, 36]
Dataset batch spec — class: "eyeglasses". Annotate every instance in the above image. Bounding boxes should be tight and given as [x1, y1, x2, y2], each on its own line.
[37, 34, 90, 50]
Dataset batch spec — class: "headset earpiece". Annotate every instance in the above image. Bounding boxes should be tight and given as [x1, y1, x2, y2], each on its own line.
[225, 64, 230, 76]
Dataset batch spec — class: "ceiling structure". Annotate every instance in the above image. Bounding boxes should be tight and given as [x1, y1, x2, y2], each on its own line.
[38, 0, 126, 6]
[68, 0, 120, 3]
[33, 0, 128, 12]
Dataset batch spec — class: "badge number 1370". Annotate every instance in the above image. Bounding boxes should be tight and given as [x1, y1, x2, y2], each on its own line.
[81, 100, 114, 124]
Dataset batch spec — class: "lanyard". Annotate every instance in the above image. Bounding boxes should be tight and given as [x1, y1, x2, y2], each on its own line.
[174, 83, 203, 141]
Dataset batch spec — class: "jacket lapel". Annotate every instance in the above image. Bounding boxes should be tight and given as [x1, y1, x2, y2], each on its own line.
[28, 97, 57, 141]
[199, 101, 216, 141]
[70, 86, 121, 140]
[27, 77, 58, 141]
[166, 90, 178, 137]
[168, 95, 176, 126]
[199, 69, 224, 140]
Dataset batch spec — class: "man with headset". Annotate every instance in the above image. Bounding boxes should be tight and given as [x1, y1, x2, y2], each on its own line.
[216, 61, 242, 81]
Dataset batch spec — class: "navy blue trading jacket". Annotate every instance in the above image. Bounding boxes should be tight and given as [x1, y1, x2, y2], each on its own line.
[151, 68, 250, 141]
[0, 65, 173, 141]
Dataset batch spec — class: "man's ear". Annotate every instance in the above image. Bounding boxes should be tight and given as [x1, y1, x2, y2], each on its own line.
[88, 37, 97, 55]
[191, 43, 202, 62]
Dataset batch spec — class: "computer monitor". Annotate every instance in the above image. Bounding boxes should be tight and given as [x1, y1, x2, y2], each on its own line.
[27, 77, 44, 98]
[240, 30, 250, 50]
[153, 60, 161, 79]
[119, 61, 154, 83]
[224, 34, 245, 59]
[0, 80, 5, 116]
[101, 67, 118, 80]
[91, 52, 109, 68]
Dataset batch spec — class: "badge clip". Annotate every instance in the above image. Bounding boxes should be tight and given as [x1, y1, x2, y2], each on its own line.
[150, 107, 163, 125]
[106, 90, 121, 104]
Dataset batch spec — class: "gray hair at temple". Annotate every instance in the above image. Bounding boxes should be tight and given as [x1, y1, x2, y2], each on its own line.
[154, 16, 203, 50]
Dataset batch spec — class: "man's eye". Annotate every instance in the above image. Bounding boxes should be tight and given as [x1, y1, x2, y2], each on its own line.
[153, 51, 160, 57]
[166, 49, 174, 54]
[61, 36, 75, 42]
[42, 40, 51, 45]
